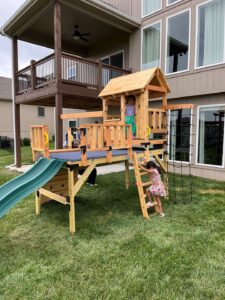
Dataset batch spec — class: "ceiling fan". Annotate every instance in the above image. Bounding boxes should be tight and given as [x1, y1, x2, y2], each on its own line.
[72, 25, 90, 42]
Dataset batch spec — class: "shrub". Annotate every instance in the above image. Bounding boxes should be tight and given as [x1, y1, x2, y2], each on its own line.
[0, 136, 13, 149]
[22, 138, 31, 146]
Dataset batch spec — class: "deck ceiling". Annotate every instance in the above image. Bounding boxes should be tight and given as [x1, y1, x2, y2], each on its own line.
[1, 0, 140, 56]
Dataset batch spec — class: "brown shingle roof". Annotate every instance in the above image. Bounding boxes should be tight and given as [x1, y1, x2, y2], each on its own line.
[0, 77, 12, 101]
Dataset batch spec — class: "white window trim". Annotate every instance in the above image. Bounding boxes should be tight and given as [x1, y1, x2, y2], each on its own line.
[141, 0, 162, 18]
[101, 50, 125, 69]
[167, 0, 182, 7]
[195, 0, 225, 70]
[140, 20, 162, 70]
[165, 8, 191, 76]
[196, 104, 225, 168]
[168, 108, 193, 164]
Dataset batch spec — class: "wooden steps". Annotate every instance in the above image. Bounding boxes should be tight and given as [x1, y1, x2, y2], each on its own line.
[133, 152, 160, 218]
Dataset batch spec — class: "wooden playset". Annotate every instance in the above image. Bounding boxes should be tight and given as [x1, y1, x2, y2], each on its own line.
[29, 68, 193, 233]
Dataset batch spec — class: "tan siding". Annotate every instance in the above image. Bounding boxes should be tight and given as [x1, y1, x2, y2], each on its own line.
[167, 67, 225, 99]
[0, 101, 55, 139]
[100, 0, 140, 18]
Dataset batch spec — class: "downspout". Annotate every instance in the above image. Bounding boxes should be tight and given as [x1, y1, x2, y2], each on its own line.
[1, 28, 17, 167]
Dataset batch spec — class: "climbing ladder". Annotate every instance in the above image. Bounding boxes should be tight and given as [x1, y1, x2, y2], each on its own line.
[133, 152, 160, 218]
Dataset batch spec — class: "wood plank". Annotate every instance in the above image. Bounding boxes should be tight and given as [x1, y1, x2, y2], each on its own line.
[146, 85, 167, 93]
[162, 104, 194, 110]
[39, 188, 68, 205]
[60, 111, 103, 120]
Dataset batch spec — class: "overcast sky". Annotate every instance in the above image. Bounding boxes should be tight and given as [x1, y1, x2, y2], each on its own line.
[0, 0, 52, 78]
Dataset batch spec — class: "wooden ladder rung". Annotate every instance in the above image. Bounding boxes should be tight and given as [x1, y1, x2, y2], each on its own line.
[140, 171, 148, 176]
[141, 181, 152, 187]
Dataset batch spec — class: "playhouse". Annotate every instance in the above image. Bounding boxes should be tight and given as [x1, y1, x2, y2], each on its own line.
[0, 68, 193, 233]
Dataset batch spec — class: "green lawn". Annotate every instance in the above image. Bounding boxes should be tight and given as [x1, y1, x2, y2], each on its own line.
[0, 147, 225, 299]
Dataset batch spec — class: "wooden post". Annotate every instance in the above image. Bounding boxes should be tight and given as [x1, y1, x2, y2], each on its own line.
[97, 59, 103, 91]
[54, 0, 62, 85]
[68, 168, 75, 234]
[125, 160, 129, 190]
[12, 37, 21, 167]
[36, 191, 41, 215]
[121, 95, 126, 123]
[30, 60, 36, 91]
[163, 94, 167, 106]
[103, 98, 108, 122]
[55, 93, 63, 149]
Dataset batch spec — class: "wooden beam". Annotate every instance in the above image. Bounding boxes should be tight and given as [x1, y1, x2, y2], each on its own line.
[162, 104, 194, 110]
[61, 111, 103, 120]
[39, 188, 68, 205]
[147, 85, 167, 93]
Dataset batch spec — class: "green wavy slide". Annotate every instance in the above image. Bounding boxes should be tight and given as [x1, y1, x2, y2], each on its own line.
[0, 158, 65, 218]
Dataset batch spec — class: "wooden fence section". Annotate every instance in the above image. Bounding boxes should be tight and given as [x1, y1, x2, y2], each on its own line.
[148, 108, 167, 134]
[30, 125, 49, 161]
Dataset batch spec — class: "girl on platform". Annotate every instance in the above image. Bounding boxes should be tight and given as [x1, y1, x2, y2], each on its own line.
[125, 95, 136, 137]
[139, 160, 166, 217]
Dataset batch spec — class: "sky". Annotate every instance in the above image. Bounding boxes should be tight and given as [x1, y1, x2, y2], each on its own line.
[0, 0, 52, 78]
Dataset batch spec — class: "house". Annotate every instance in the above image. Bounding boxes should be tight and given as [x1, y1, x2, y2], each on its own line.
[0, 77, 92, 142]
[0, 76, 55, 140]
[0, 0, 224, 180]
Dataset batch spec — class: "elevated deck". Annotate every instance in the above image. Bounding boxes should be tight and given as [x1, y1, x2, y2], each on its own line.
[15, 53, 131, 109]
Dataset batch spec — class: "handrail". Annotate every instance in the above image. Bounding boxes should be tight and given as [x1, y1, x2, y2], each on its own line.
[34, 53, 55, 67]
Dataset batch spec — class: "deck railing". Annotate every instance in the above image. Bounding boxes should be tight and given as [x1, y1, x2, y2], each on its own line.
[16, 53, 131, 94]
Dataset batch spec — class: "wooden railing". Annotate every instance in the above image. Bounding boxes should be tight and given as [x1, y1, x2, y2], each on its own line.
[79, 123, 132, 150]
[148, 108, 167, 134]
[30, 125, 49, 161]
[16, 53, 131, 94]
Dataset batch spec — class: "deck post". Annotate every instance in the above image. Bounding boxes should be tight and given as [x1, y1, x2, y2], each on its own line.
[54, 0, 62, 85]
[30, 60, 36, 91]
[54, 0, 63, 149]
[97, 59, 103, 91]
[55, 93, 63, 149]
[12, 37, 21, 167]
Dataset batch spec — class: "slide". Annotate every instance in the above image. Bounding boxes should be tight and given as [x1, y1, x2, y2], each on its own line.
[0, 158, 65, 218]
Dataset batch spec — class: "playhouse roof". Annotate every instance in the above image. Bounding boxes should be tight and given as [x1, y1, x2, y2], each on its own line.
[99, 68, 171, 98]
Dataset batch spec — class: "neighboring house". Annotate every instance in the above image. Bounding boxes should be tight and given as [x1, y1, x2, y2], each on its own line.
[0, 77, 93, 141]
[0, 0, 224, 180]
[0, 76, 55, 139]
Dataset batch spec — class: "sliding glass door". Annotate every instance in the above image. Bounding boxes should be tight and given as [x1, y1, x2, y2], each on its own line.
[198, 106, 225, 166]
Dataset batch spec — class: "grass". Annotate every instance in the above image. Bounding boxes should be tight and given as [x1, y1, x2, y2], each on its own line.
[0, 147, 225, 299]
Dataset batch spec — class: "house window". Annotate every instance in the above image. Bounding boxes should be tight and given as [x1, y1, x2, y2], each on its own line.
[101, 51, 124, 86]
[198, 106, 225, 166]
[142, 21, 161, 69]
[166, 10, 190, 74]
[167, 0, 182, 6]
[38, 107, 45, 117]
[68, 120, 77, 128]
[101, 51, 124, 69]
[169, 109, 191, 162]
[142, 0, 162, 17]
[196, 0, 225, 68]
